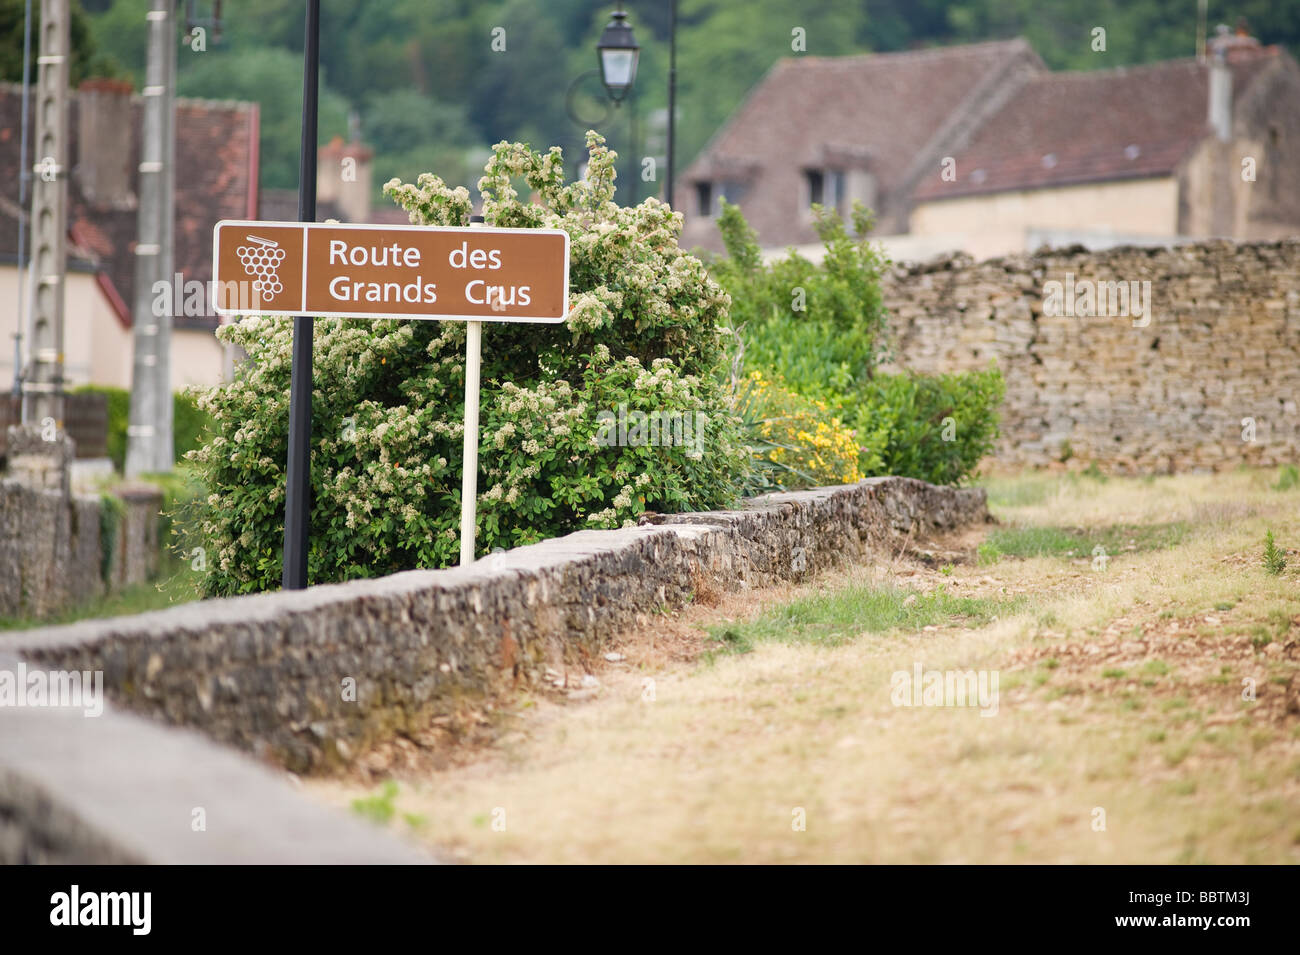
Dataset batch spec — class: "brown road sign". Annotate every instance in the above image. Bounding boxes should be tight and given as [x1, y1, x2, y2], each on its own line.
[212, 220, 570, 323]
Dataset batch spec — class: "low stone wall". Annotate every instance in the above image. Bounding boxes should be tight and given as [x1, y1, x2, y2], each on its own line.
[0, 652, 434, 864]
[110, 484, 162, 589]
[884, 238, 1300, 473]
[0, 479, 162, 620]
[1, 477, 987, 775]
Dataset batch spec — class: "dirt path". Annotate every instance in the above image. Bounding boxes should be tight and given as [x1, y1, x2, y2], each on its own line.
[307, 470, 1300, 863]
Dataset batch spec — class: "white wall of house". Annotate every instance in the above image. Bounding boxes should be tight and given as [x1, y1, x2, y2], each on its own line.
[908, 177, 1182, 259]
[0, 264, 226, 393]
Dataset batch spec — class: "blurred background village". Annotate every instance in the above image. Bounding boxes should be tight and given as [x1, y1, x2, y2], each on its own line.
[4, 1, 1299, 400]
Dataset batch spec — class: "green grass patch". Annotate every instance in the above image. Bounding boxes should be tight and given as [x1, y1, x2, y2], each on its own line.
[985, 522, 1187, 560]
[0, 563, 203, 632]
[979, 474, 1056, 509]
[706, 583, 1023, 653]
[351, 781, 400, 824]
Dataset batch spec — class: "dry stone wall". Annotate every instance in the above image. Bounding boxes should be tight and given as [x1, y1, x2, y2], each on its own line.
[2, 477, 987, 775]
[884, 238, 1300, 473]
[0, 478, 161, 620]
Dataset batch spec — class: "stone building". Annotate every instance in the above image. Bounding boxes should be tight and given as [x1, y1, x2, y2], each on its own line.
[681, 27, 1300, 260]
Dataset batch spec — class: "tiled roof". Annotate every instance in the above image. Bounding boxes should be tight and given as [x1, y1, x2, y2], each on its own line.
[680, 39, 1045, 248]
[913, 47, 1282, 202]
[0, 83, 259, 330]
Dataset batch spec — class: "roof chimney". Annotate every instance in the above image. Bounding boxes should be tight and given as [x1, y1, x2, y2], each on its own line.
[1207, 25, 1232, 142]
[317, 135, 373, 224]
[76, 78, 136, 209]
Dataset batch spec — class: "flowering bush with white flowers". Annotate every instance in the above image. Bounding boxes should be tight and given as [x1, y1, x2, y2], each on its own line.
[188, 132, 749, 595]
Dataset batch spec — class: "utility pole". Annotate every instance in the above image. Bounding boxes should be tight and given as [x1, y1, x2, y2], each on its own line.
[126, 0, 175, 476]
[14, 0, 33, 403]
[25, 0, 70, 429]
[155, 0, 177, 472]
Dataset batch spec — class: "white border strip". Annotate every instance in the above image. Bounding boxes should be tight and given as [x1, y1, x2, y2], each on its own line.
[213, 219, 571, 325]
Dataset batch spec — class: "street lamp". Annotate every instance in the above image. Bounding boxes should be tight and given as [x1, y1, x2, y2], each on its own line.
[596, 8, 639, 105]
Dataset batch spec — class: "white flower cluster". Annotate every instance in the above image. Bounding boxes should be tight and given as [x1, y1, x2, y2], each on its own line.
[383, 173, 473, 226]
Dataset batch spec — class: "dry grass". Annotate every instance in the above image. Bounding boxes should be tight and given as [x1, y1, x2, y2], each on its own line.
[307, 469, 1300, 863]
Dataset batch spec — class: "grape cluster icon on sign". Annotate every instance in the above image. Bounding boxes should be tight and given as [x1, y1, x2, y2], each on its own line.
[236, 235, 286, 303]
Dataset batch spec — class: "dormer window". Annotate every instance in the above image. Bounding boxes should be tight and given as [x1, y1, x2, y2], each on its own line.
[696, 181, 714, 217]
[694, 180, 747, 218]
[806, 169, 825, 205]
[804, 168, 844, 215]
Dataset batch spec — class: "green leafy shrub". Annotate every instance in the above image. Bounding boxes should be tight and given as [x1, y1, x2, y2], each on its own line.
[173, 390, 214, 463]
[74, 384, 129, 471]
[73, 384, 212, 472]
[705, 202, 1003, 486]
[143, 464, 208, 565]
[188, 132, 749, 595]
[708, 198, 890, 403]
[862, 368, 1005, 487]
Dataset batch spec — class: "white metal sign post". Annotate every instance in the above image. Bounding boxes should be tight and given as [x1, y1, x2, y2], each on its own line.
[460, 317, 482, 565]
[461, 211, 485, 565]
[213, 217, 570, 574]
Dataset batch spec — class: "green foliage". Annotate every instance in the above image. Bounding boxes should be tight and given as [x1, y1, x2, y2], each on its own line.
[188, 134, 749, 596]
[172, 390, 213, 463]
[351, 781, 400, 825]
[1272, 464, 1299, 491]
[73, 385, 212, 473]
[708, 202, 1003, 486]
[1264, 530, 1287, 576]
[862, 368, 1005, 486]
[711, 198, 891, 400]
[735, 370, 869, 490]
[176, 47, 350, 190]
[98, 492, 125, 584]
[74, 384, 129, 472]
[0, 0, 115, 84]
[707, 581, 1022, 652]
[140, 463, 207, 569]
[363, 89, 481, 199]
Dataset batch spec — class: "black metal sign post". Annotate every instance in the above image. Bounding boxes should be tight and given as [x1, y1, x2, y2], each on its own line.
[282, 0, 319, 590]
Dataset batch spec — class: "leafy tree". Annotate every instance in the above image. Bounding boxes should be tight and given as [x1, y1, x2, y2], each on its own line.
[362, 89, 480, 197]
[0, 0, 115, 84]
[79, 0, 1300, 206]
[176, 46, 349, 189]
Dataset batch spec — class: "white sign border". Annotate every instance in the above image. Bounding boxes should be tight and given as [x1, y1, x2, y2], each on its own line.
[212, 219, 571, 325]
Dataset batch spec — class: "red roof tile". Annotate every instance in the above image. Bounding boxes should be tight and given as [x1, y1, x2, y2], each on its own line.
[0, 82, 258, 331]
[680, 39, 1045, 248]
[913, 48, 1282, 202]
